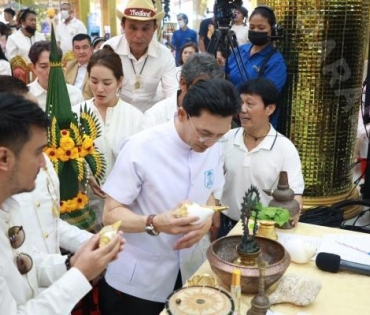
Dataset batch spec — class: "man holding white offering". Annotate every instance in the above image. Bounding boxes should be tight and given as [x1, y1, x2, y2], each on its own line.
[98, 78, 241, 315]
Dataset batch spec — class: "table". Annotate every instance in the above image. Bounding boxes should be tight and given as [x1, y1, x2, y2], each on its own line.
[165, 223, 370, 315]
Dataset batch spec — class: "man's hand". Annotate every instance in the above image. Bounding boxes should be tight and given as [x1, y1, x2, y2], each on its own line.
[71, 233, 125, 281]
[173, 216, 212, 250]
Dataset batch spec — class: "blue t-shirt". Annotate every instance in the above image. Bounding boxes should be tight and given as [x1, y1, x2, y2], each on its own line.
[227, 43, 287, 93]
[171, 27, 198, 66]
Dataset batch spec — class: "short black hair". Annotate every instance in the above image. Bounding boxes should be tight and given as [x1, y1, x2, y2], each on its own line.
[4, 8, 16, 17]
[0, 75, 29, 95]
[0, 93, 49, 155]
[239, 78, 279, 108]
[183, 78, 240, 117]
[28, 41, 63, 65]
[72, 33, 92, 46]
[19, 9, 37, 23]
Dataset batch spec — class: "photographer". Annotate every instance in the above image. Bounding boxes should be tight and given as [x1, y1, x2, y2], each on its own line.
[226, 6, 287, 128]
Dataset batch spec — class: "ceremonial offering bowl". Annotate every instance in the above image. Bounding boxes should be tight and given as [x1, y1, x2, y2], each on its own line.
[206, 235, 291, 294]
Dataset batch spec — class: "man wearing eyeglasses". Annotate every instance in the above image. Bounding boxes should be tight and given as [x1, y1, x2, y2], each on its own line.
[0, 93, 124, 314]
[98, 78, 240, 315]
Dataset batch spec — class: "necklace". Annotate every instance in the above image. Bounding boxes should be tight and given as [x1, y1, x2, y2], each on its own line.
[130, 56, 149, 89]
[243, 127, 270, 142]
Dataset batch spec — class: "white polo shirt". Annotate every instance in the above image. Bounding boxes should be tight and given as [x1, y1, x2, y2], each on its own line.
[103, 35, 177, 112]
[103, 120, 224, 302]
[143, 91, 178, 129]
[6, 29, 45, 62]
[28, 80, 84, 111]
[56, 17, 87, 53]
[220, 126, 304, 221]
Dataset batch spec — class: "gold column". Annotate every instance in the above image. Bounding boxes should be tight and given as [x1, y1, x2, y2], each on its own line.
[71, 0, 90, 29]
[259, 0, 370, 218]
[102, 0, 118, 37]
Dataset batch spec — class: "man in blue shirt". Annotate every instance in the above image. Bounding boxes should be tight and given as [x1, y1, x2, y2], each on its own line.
[171, 13, 197, 66]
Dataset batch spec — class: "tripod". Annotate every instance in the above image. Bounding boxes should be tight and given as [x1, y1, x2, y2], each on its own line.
[206, 26, 250, 82]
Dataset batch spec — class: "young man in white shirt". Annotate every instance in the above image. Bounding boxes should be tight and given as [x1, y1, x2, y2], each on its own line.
[5, 9, 45, 62]
[99, 78, 241, 315]
[28, 41, 84, 110]
[231, 6, 249, 45]
[0, 93, 124, 314]
[56, 3, 87, 54]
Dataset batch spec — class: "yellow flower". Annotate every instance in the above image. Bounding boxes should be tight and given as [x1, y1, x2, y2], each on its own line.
[44, 147, 58, 162]
[75, 192, 89, 210]
[60, 130, 70, 137]
[82, 135, 93, 150]
[70, 147, 79, 160]
[60, 136, 75, 151]
[56, 148, 69, 162]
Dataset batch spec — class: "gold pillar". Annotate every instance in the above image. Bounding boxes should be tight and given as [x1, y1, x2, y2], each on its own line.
[102, 0, 118, 37]
[259, 0, 370, 218]
[71, 0, 90, 29]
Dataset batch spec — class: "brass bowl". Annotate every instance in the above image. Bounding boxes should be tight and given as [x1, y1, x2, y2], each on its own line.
[206, 235, 291, 294]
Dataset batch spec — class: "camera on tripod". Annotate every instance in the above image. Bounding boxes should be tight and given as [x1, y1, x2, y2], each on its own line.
[213, 0, 243, 29]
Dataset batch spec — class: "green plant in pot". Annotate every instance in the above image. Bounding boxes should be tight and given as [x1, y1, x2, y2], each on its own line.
[250, 203, 290, 240]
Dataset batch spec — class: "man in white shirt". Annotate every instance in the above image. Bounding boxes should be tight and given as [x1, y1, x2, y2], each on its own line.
[65, 33, 94, 99]
[99, 78, 241, 315]
[28, 41, 84, 110]
[104, 0, 177, 112]
[56, 3, 87, 54]
[6, 9, 45, 62]
[0, 93, 124, 314]
[231, 6, 249, 45]
[143, 53, 224, 129]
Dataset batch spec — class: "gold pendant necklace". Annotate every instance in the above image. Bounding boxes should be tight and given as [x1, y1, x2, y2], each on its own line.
[130, 56, 149, 90]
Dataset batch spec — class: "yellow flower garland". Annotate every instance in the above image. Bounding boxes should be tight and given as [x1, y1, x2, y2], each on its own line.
[60, 192, 89, 214]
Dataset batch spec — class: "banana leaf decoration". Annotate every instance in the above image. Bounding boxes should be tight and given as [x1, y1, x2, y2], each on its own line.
[44, 25, 107, 231]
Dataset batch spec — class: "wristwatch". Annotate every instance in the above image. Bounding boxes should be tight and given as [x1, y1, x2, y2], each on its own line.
[145, 214, 160, 236]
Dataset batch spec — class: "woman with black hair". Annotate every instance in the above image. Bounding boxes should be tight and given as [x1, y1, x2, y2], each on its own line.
[227, 6, 287, 128]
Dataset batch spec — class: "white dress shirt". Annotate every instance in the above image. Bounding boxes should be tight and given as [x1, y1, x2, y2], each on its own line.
[0, 197, 91, 314]
[231, 24, 249, 45]
[143, 92, 177, 129]
[74, 64, 87, 91]
[103, 35, 177, 112]
[56, 17, 87, 53]
[28, 80, 84, 111]
[12, 154, 93, 255]
[6, 29, 45, 62]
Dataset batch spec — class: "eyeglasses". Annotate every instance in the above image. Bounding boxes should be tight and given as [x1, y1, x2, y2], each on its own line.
[8, 226, 33, 275]
[187, 115, 226, 144]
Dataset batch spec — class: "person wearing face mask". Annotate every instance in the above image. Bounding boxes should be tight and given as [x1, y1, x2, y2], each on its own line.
[56, 3, 87, 54]
[171, 13, 198, 67]
[5, 9, 45, 63]
[226, 6, 287, 128]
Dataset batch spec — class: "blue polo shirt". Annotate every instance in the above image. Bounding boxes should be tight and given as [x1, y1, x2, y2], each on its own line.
[227, 43, 287, 93]
[171, 27, 198, 66]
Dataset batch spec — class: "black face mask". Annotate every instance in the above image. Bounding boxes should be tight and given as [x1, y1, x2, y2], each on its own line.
[248, 30, 270, 46]
[24, 26, 36, 35]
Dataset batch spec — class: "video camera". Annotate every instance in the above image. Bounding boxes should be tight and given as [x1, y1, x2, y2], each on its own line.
[213, 0, 243, 28]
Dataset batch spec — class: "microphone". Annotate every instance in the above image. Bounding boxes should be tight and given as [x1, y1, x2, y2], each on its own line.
[316, 252, 370, 276]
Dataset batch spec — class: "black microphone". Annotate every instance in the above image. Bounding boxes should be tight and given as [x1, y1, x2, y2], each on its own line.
[316, 252, 370, 276]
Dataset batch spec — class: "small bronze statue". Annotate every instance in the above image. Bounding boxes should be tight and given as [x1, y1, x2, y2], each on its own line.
[236, 186, 261, 265]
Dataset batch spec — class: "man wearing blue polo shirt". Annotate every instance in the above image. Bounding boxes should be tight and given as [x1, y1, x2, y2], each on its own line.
[171, 13, 198, 66]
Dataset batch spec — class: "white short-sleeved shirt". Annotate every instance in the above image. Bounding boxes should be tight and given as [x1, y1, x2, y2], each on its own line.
[6, 30, 45, 62]
[28, 80, 84, 111]
[143, 91, 178, 129]
[231, 24, 249, 45]
[220, 126, 304, 221]
[56, 18, 87, 53]
[103, 121, 224, 302]
[103, 35, 177, 112]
